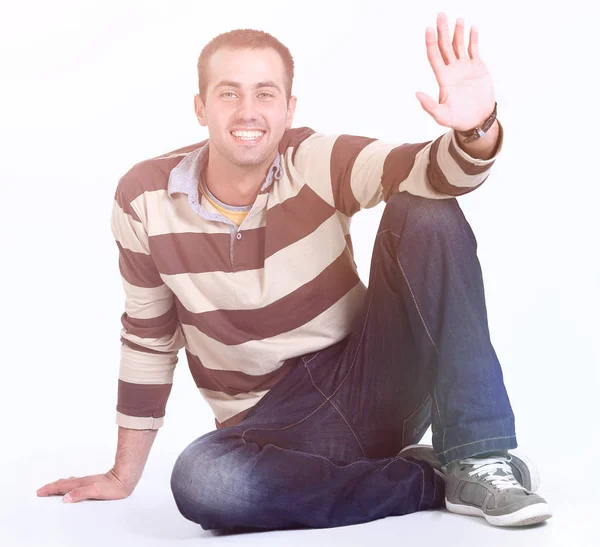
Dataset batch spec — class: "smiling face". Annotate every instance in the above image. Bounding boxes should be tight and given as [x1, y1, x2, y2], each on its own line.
[194, 47, 297, 171]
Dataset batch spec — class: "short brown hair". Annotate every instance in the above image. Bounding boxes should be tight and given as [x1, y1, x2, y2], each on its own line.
[197, 29, 295, 102]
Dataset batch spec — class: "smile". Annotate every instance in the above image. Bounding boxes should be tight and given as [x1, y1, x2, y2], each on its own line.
[231, 130, 266, 141]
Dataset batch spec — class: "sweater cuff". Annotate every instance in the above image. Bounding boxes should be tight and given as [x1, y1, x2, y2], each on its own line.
[116, 411, 164, 430]
[450, 119, 504, 167]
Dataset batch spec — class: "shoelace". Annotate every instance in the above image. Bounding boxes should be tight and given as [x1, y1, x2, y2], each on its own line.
[459, 456, 526, 492]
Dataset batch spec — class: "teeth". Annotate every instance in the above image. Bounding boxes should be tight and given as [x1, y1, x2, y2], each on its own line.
[232, 130, 265, 140]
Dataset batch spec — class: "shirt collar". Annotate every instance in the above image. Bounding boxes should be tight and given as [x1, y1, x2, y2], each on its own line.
[167, 142, 283, 199]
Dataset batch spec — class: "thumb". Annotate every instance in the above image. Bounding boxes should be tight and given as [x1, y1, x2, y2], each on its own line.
[63, 484, 98, 504]
[415, 92, 450, 126]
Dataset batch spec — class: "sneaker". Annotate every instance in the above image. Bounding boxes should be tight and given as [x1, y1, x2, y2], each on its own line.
[443, 456, 552, 527]
[399, 444, 444, 473]
[399, 444, 540, 492]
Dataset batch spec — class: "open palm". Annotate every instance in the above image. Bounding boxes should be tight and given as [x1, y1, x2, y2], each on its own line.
[416, 13, 496, 131]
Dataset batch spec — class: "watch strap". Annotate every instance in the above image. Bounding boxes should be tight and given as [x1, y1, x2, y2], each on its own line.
[457, 102, 498, 143]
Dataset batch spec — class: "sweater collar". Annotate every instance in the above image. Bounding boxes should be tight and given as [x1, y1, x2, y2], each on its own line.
[167, 142, 283, 200]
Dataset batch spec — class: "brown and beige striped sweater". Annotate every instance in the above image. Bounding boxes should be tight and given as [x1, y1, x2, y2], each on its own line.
[111, 124, 503, 430]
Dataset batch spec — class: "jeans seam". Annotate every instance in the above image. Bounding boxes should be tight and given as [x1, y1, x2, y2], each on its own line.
[400, 395, 430, 447]
[433, 389, 446, 453]
[241, 266, 379, 443]
[301, 351, 321, 366]
[436, 434, 516, 456]
[380, 228, 447, 452]
[415, 460, 425, 510]
[240, 365, 332, 441]
[381, 456, 425, 510]
[325, 259, 380, 399]
[241, 394, 329, 440]
[381, 229, 440, 355]
[303, 362, 367, 458]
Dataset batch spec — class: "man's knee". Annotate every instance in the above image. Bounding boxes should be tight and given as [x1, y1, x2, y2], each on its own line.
[170, 436, 260, 530]
[170, 439, 215, 527]
[382, 192, 474, 245]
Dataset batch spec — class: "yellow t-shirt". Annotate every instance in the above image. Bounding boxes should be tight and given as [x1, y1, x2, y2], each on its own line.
[200, 187, 250, 227]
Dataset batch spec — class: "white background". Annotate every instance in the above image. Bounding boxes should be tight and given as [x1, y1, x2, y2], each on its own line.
[1, 0, 598, 545]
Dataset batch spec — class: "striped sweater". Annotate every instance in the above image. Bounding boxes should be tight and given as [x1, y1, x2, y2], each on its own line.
[111, 124, 503, 430]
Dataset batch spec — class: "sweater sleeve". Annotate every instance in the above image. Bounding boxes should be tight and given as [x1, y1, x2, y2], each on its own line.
[290, 122, 504, 217]
[110, 182, 185, 430]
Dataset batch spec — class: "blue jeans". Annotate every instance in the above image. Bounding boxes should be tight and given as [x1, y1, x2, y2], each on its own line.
[170, 192, 517, 530]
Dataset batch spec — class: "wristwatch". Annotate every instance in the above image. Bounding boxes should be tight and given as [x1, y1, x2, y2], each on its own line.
[457, 102, 498, 143]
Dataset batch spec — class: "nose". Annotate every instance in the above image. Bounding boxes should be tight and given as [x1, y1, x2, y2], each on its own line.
[235, 94, 259, 122]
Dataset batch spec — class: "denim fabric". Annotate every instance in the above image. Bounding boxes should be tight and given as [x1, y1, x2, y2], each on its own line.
[170, 192, 516, 530]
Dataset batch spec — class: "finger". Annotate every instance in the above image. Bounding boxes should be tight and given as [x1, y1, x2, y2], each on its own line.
[452, 18, 467, 59]
[37, 479, 76, 496]
[37, 477, 86, 496]
[425, 27, 446, 82]
[436, 12, 457, 64]
[415, 91, 438, 113]
[468, 25, 480, 60]
[63, 485, 100, 503]
[415, 92, 451, 127]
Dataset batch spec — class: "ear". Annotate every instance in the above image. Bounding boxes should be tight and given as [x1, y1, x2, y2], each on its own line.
[194, 94, 208, 126]
[285, 96, 297, 130]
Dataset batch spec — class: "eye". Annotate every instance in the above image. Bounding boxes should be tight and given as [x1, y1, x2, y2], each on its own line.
[258, 92, 274, 99]
[220, 92, 237, 99]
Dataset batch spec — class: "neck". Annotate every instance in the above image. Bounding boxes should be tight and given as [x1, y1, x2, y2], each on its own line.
[204, 144, 277, 207]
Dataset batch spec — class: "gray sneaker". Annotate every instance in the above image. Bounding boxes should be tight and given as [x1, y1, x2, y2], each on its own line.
[443, 456, 552, 527]
[399, 444, 540, 492]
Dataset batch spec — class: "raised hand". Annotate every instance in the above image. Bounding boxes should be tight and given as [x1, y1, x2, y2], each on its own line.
[416, 13, 496, 132]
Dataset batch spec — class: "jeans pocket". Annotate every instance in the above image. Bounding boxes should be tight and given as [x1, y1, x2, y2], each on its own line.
[401, 396, 432, 447]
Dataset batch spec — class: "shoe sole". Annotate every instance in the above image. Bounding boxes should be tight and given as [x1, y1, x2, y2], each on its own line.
[445, 499, 552, 527]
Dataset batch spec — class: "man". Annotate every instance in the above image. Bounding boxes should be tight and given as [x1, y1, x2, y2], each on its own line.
[37, 14, 552, 529]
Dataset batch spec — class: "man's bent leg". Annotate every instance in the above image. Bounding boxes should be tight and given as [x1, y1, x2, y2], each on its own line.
[170, 192, 518, 530]
[333, 191, 517, 466]
[170, 413, 444, 530]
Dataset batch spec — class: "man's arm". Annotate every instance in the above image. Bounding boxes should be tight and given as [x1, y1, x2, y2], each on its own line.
[416, 14, 501, 162]
[456, 119, 501, 161]
[110, 176, 184, 431]
[37, 171, 183, 503]
[286, 119, 502, 219]
[286, 14, 503, 217]
[111, 426, 158, 490]
[37, 426, 157, 503]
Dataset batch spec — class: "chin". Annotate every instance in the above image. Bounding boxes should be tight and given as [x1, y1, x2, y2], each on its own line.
[233, 156, 272, 168]
[232, 147, 276, 168]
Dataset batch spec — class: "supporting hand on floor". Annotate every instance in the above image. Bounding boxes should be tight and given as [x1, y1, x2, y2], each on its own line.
[36, 468, 135, 503]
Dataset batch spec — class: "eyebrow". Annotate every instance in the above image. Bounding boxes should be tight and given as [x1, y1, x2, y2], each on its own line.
[214, 80, 282, 92]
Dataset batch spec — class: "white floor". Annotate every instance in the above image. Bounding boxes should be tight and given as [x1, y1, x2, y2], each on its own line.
[2, 440, 596, 547]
